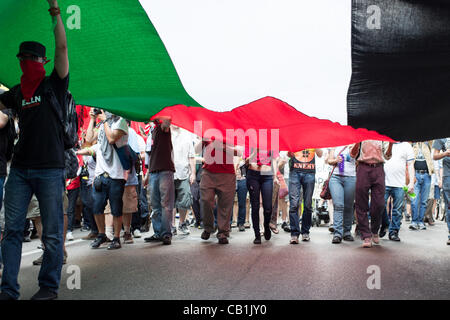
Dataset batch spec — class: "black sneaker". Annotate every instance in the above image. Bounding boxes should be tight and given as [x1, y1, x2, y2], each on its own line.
[389, 232, 401, 242]
[30, 288, 57, 300]
[0, 292, 15, 300]
[343, 235, 354, 242]
[91, 234, 108, 249]
[379, 227, 387, 238]
[405, 214, 411, 222]
[201, 230, 211, 240]
[162, 235, 172, 245]
[238, 224, 245, 232]
[332, 236, 342, 244]
[218, 236, 229, 244]
[253, 237, 261, 244]
[107, 238, 121, 250]
[144, 234, 162, 242]
[172, 227, 177, 235]
[282, 222, 291, 233]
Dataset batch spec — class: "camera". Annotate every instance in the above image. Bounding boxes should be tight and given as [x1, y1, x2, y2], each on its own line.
[92, 108, 102, 115]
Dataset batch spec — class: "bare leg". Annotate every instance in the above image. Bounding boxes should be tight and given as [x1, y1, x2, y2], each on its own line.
[94, 214, 106, 234]
[123, 212, 132, 233]
[32, 216, 43, 240]
[279, 198, 288, 222]
[232, 201, 238, 224]
[179, 208, 188, 224]
[113, 216, 123, 238]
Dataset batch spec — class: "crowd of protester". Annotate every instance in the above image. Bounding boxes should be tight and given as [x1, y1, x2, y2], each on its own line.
[0, 0, 448, 301]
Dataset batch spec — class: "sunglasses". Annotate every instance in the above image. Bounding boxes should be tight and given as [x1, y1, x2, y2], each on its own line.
[18, 54, 41, 61]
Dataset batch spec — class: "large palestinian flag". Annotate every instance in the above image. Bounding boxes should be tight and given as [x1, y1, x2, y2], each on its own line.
[1, 0, 449, 149]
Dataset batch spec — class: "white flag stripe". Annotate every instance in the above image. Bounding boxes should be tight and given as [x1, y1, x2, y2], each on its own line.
[140, 0, 352, 124]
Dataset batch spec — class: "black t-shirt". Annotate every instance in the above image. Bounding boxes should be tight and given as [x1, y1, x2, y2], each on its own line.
[0, 69, 69, 169]
[0, 109, 14, 177]
[289, 149, 317, 173]
[149, 122, 175, 173]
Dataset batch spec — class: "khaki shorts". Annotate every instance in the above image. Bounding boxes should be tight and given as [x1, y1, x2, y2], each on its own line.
[104, 185, 138, 214]
[26, 195, 40, 219]
[26, 192, 68, 219]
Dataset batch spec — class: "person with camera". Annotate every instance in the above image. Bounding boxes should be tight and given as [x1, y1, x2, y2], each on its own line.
[0, 0, 69, 300]
[85, 108, 129, 250]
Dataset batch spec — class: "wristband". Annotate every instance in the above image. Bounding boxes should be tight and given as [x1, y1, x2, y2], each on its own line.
[48, 7, 61, 16]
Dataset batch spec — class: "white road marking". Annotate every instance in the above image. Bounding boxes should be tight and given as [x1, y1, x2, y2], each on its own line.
[21, 239, 84, 257]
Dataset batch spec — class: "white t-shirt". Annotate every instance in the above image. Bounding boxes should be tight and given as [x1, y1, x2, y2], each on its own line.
[171, 128, 195, 180]
[384, 142, 414, 188]
[94, 118, 129, 180]
[331, 146, 356, 177]
[128, 127, 140, 154]
[137, 134, 146, 153]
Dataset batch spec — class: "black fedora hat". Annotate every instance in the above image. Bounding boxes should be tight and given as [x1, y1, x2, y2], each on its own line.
[17, 41, 46, 58]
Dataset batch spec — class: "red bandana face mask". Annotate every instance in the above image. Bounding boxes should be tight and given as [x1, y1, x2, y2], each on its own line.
[20, 59, 46, 101]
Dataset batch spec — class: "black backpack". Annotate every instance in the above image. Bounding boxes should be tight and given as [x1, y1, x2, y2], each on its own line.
[64, 148, 79, 179]
[45, 80, 79, 150]
[3, 110, 17, 162]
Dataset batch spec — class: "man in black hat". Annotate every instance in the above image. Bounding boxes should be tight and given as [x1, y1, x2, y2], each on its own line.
[0, 0, 69, 300]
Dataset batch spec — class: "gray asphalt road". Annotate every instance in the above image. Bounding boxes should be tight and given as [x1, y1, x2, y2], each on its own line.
[10, 218, 450, 300]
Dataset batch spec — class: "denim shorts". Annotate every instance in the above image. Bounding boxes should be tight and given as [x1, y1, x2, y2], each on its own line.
[434, 185, 441, 200]
[92, 175, 126, 217]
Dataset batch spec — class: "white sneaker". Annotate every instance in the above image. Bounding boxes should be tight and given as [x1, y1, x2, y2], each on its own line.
[66, 232, 74, 241]
[290, 236, 299, 244]
[133, 229, 142, 238]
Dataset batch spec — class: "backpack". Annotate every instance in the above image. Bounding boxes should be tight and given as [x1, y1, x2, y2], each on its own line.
[64, 148, 79, 179]
[3, 111, 17, 162]
[45, 79, 79, 150]
[114, 144, 138, 171]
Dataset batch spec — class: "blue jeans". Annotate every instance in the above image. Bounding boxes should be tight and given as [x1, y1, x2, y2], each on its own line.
[236, 179, 248, 226]
[80, 180, 97, 233]
[411, 172, 431, 226]
[246, 170, 273, 236]
[150, 171, 175, 238]
[328, 175, 355, 238]
[0, 176, 5, 267]
[1, 167, 64, 299]
[382, 186, 404, 234]
[289, 170, 315, 236]
[443, 176, 450, 239]
[66, 187, 80, 232]
[139, 182, 149, 219]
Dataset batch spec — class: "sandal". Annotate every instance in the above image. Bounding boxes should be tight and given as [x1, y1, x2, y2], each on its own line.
[269, 223, 279, 234]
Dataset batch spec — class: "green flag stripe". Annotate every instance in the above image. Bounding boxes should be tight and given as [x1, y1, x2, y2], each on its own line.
[0, 0, 202, 121]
